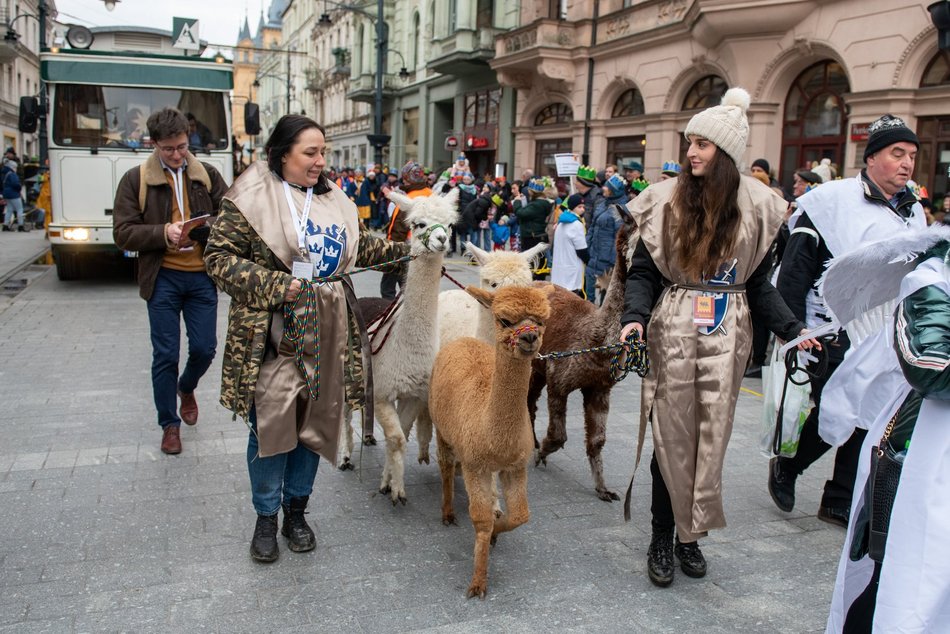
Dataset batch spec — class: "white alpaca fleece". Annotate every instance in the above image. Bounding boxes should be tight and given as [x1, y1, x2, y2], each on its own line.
[370, 187, 462, 503]
[437, 241, 548, 347]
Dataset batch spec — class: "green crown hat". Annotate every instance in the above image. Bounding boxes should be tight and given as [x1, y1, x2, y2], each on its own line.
[576, 165, 598, 182]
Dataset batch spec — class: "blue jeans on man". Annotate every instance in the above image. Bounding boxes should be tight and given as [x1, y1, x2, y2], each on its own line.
[3, 196, 24, 228]
[246, 407, 321, 516]
[146, 267, 217, 429]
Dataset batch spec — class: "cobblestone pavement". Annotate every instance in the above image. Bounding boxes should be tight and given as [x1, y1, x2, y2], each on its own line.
[0, 253, 844, 633]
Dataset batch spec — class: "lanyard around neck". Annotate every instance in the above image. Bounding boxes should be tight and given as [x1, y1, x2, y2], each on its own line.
[282, 181, 314, 250]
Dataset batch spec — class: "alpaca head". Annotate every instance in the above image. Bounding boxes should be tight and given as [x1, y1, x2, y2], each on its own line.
[387, 188, 460, 255]
[466, 285, 550, 359]
[465, 241, 548, 289]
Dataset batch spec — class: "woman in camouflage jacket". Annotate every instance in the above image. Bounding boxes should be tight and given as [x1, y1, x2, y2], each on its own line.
[204, 115, 407, 563]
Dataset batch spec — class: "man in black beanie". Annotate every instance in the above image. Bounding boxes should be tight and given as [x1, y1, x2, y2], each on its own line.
[767, 113, 926, 528]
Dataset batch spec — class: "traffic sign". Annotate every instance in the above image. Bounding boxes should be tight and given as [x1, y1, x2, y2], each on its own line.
[172, 17, 200, 52]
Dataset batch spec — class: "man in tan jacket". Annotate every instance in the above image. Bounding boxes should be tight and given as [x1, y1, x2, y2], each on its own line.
[113, 107, 229, 455]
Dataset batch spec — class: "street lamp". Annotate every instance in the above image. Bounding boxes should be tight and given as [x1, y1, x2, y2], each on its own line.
[317, 0, 390, 167]
[103, 0, 121, 10]
[929, 1, 950, 50]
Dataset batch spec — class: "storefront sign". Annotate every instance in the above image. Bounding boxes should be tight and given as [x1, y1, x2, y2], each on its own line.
[466, 136, 490, 149]
[445, 135, 458, 150]
[850, 123, 870, 141]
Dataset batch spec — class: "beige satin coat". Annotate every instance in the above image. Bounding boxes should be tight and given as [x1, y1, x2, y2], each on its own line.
[628, 176, 786, 542]
[227, 162, 359, 461]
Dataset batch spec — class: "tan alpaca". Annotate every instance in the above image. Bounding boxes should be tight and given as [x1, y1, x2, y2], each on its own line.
[429, 285, 550, 599]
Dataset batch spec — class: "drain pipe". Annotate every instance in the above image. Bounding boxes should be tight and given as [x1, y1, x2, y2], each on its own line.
[581, 0, 600, 165]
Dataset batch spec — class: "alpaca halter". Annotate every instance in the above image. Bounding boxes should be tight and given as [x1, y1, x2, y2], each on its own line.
[416, 223, 447, 249]
[507, 323, 540, 348]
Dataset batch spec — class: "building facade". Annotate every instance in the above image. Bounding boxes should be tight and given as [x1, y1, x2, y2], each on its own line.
[0, 0, 56, 161]
[491, 0, 950, 196]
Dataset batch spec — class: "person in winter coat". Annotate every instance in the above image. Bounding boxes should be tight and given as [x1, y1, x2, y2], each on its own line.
[620, 87, 819, 589]
[584, 173, 626, 302]
[353, 168, 375, 222]
[551, 193, 589, 296]
[454, 172, 479, 252]
[112, 107, 230, 456]
[464, 188, 497, 251]
[515, 177, 553, 279]
[489, 194, 511, 251]
[1, 158, 24, 231]
[203, 115, 408, 563]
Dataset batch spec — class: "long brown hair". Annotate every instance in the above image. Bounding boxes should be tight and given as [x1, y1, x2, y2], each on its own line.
[666, 147, 741, 280]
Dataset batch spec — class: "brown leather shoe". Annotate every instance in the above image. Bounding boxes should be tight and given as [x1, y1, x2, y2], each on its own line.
[179, 391, 198, 426]
[161, 426, 182, 454]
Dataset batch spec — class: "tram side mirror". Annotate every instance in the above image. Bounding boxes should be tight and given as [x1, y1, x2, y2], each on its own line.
[245, 102, 261, 136]
[18, 96, 38, 133]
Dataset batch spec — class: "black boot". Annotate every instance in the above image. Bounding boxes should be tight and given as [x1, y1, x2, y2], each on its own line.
[768, 456, 797, 512]
[281, 496, 316, 552]
[250, 513, 279, 562]
[646, 526, 675, 587]
[674, 537, 707, 578]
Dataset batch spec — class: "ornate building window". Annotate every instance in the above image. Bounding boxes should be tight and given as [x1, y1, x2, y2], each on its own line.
[681, 75, 727, 110]
[612, 88, 645, 118]
[780, 60, 849, 189]
[534, 103, 573, 126]
[921, 51, 950, 87]
[464, 89, 501, 127]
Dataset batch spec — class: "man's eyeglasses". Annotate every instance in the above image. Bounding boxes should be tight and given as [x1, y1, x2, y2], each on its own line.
[158, 143, 188, 156]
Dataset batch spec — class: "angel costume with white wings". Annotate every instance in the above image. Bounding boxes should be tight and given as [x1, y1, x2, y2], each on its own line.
[803, 225, 950, 632]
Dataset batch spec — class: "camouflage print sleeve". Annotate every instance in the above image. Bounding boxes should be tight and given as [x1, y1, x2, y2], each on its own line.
[355, 222, 411, 274]
[204, 199, 291, 311]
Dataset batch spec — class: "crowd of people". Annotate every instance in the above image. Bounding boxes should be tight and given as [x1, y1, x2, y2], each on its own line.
[110, 101, 948, 631]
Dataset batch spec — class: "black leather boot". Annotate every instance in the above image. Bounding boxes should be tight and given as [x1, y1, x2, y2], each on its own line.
[647, 527, 675, 587]
[674, 537, 707, 578]
[250, 513, 279, 562]
[768, 456, 797, 512]
[281, 496, 316, 552]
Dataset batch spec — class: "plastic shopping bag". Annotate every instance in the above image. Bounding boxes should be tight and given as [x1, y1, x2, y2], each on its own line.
[759, 344, 812, 458]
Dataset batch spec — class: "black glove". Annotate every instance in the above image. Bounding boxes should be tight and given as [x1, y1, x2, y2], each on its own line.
[188, 224, 211, 247]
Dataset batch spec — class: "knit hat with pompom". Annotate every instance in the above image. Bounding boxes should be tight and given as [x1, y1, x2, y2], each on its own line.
[683, 87, 751, 167]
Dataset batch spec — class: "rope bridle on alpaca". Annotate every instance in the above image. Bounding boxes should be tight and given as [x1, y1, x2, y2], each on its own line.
[415, 223, 446, 250]
[506, 323, 540, 348]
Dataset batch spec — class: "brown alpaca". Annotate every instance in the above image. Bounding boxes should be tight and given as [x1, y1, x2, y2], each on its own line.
[429, 285, 551, 599]
[528, 221, 635, 501]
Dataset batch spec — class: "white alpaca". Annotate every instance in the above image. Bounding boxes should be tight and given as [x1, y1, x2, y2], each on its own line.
[437, 241, 548, 347]
[371, 187, 459, 504]
[339, 240, 547, 469]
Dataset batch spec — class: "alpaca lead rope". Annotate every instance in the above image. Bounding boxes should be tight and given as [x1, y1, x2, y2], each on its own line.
[282, 253, 416, 397]
[536, 332, 649, 382]
[284, 279, 321, 401]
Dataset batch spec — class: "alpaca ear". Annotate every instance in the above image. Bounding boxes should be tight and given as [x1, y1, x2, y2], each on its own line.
[442, 187, 460, 206]
[520, 242, 549, 268]
[465, 241, 490, 266]
[387, 190, 413, 212]
[465, 285, 494, 309]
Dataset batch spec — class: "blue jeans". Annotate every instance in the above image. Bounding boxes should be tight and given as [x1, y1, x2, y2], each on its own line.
[4, 197, 23, 226]
[146, 268, 218, 428]
[476, 227, 491, 251]
[247, 407, 321, 516]
[584, 268, 598, 304]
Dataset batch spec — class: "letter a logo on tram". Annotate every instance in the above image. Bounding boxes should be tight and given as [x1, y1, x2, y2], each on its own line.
[172, 17, 200, 52]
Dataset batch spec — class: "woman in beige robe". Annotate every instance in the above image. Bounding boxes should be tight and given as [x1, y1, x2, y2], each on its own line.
[204, 115, 407, 563]
[619, 88, 817, 587]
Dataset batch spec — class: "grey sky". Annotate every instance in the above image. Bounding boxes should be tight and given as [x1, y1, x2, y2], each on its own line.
[55, 0, 266, 57]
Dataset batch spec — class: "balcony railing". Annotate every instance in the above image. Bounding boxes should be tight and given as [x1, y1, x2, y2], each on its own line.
[428, 28, 498, 75]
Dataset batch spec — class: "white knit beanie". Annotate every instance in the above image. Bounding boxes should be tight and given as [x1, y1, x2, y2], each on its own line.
[683, 87, 751, 167]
